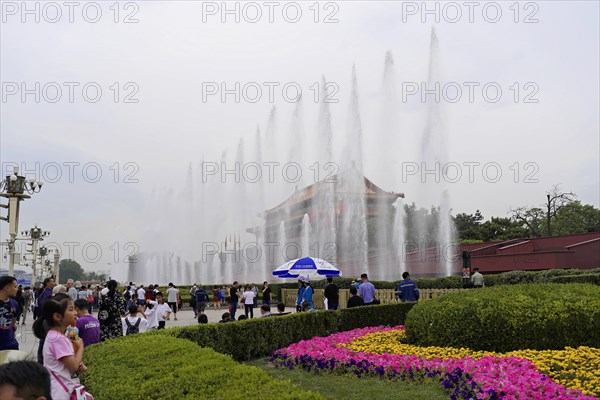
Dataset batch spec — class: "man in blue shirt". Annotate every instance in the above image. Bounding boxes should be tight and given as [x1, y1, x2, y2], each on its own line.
[301, 278, 313, 309]
[397, 272, 420, 302]
[36, 277, 55, 318]
[295, 279, 305, 312]
[194, 286, 208, 317]
[357, 273, 376, 305]
[0, 276, 20, 351]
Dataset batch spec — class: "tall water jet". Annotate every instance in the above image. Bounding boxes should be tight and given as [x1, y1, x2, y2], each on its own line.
[438, 190, 454, 276]
[315, 75, 337, 264]
[277, 221, 286, 266]
[289, 95, 306, 189]
[223, 238, 233, 284]
[373, 51, 399, 279]
[337, 65, 368, 278]
[211, 253, 222, 285]
[253, 127, 267, 281]
[393, 198, 406, 273]
[197, 156, 207, 284]
[418, 28, 456, 276]
[301, 214, 311, 257]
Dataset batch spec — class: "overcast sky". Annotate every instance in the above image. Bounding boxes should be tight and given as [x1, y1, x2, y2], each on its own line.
[1, 1, 598, 273]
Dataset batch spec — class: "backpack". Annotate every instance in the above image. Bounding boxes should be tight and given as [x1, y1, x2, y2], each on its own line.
[123, 291, 131, 301]
[125, 318, 142, 335]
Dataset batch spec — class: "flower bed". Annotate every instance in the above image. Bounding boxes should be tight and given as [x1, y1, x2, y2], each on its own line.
[271, 326, 599, 399]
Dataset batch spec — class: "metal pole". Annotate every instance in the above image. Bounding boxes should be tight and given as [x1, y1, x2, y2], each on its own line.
[40, 252, 46, 280]
[54, 252, 60, 283]
[7, 196, 20, 276]
[31, 238, 39, 287]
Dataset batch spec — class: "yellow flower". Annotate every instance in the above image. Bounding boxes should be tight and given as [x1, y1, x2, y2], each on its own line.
[340, 330, 600, 397]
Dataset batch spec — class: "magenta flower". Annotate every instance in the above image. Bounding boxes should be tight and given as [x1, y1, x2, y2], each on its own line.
[271, 326, 595, 400]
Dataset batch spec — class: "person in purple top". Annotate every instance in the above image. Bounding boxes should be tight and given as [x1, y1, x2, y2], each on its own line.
[0, 276, 21, 351]
[36, 277, 55, 318]
[357, 273, 376, 305]
[74, 299, 100, 347]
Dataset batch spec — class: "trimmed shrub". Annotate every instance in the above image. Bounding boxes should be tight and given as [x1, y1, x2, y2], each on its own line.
[404, 283, 600, 352]
[162, 303, 416, 361]
[549, 273, 600, 285]
[415, 276, 464, 289]
[337, 303, 415, 332]
[82, 334, 322, 400]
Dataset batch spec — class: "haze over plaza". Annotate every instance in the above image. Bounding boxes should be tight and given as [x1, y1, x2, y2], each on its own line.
[1, 1, 598, 280]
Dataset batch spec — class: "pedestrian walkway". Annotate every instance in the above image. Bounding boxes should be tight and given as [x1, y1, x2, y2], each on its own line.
[15, 304, 296, 358]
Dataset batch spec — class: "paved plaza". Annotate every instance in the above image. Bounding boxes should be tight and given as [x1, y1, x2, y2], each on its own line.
[15, 304, 297, 357]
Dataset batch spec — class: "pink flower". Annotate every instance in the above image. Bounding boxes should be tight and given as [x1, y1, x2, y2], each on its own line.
[271, 326, 596, 400]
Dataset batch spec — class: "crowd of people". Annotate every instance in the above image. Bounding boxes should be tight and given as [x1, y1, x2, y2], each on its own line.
[0, 270, 450, 399]
[0, 277, 189, 399]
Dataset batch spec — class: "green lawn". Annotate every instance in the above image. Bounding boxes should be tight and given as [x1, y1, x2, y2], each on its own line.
[245, 358, 450, 400]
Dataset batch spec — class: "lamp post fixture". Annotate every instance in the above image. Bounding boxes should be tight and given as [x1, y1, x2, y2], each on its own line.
[21, 226, 50, 287]
[0, 166, 43, 276]
[53, 251, 61, 284]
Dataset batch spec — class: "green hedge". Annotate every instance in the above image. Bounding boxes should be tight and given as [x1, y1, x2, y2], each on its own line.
[404, 283, 600, 352]
[132, 269, 600, 306]
[162, 303, 416, 361]
[82, 334, 322, 400]
[549, 273, 600, 285]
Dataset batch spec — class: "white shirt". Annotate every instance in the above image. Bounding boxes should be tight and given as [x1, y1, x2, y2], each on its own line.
[121, 316, 148, 335]
[100, 287, 109, 296]
[67, 287, 78, 302]
[156, 303, 172, 322]
[145, 301, 158, 328]
[243, 290, 255, 304]
[167, 287, 179, 303]
[137, 288, 146, 299]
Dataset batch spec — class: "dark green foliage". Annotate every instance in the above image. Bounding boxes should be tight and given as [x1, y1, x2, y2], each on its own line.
[414, 276, 464, 289]
[337, 303, 416, 332]
[549, 273, 600, 285]
[492, 268, 600, 285]
[404, 283, 600, 352]
[163, 303, 416, 361]
[82, 334, 322, 400]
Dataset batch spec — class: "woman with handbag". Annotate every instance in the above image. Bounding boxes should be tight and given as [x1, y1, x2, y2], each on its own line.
[98, 280, 125, 341]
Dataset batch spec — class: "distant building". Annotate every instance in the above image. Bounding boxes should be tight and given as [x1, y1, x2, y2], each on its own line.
[248, 169, 404, 279]
[405, 232, 600, 277]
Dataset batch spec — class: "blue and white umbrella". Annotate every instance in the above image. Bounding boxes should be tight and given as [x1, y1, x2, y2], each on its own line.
[272, 257, 342, 279]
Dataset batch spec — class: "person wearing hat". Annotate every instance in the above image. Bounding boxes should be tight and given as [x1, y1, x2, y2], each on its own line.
[301, 277, 314, 309]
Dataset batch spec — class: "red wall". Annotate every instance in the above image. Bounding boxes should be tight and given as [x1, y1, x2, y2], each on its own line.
[405, 232, 600, 277]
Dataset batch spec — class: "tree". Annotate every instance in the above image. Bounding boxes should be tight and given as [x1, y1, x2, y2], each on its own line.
[545, 185, 576, 236]
[551, 201, 600, 235]
[58, 259, 85, 282]
[508, 206, 545, 237]
[509, 185, 599, 237]
[480, 217, 528, 241]
[454, 210, 484, 241]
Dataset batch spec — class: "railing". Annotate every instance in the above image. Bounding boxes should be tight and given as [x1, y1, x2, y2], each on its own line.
[281, 288, 467, 309]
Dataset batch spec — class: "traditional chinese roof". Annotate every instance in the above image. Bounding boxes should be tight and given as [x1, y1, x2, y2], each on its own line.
[264, 169, 404, 217]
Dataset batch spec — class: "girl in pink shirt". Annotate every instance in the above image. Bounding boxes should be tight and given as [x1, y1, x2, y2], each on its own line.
[33, 293, 93, 400]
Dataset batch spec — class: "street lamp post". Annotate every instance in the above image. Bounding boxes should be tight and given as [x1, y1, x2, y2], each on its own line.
[53, 251, 61, 283]
[22, 226, 50, 287]
[0, 166, 43, 276]
[39, 245, 48, 278]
